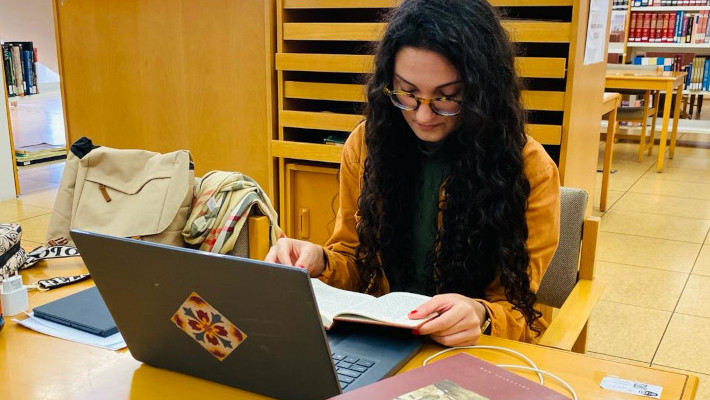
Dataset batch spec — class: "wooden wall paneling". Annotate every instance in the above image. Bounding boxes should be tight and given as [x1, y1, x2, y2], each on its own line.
[53, 0, 272, 189]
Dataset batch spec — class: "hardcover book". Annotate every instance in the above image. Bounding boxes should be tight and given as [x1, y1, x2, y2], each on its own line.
[328, 353, 571, 400]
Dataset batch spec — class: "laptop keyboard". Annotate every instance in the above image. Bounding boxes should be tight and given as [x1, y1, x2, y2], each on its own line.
[332, 352, 377, 390]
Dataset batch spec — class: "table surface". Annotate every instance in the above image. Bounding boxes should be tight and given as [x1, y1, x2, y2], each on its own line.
[0, 257, 698, 400]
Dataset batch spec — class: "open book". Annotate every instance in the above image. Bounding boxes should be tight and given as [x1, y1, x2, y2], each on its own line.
[310, 278, 436, 330]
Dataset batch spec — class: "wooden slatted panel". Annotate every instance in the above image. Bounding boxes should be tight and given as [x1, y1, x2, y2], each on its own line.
[526, 124, 561, 145]
[280, 110, 363, 131]
[272, 140, 343, 163]
[522, 91, 566, 111]
[277, 54, 566, 79]
[283, 21, 571, 43]
[284, 81, 566, 111]
[284, 81, 367, 102]
[283, 0, 574, 8]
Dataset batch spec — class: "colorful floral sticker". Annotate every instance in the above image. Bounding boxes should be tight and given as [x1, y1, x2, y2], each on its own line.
[171, 292, 247, 361]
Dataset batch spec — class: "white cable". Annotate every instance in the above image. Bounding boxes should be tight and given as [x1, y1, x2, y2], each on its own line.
[422, 345, 578, 400]
[497, 365, 578, 400]
[422, 345, 543, 384]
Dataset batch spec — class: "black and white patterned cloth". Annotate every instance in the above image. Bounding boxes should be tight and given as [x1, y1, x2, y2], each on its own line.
[0, 223, 26, 281]
[23, 245, 80, 269]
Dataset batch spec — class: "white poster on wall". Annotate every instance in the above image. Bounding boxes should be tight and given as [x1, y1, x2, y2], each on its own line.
[584, 0, 611, 65]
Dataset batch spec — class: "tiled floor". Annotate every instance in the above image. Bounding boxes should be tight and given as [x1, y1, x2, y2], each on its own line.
[2, 96, 709, 398]
[588, 131, 710, 400]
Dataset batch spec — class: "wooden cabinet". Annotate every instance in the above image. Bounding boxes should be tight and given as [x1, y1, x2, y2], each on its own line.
[53, 0, 275, 190]
[284, 163, 339, 245]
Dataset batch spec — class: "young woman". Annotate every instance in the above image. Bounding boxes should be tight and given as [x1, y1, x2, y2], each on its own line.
[265, 0, 560, 346]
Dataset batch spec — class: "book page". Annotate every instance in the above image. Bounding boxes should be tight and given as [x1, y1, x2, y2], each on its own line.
[310, 278, 375, 327]
[335, 292, 433, 328]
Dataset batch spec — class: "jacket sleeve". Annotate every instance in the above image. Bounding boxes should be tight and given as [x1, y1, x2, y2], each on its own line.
[479, 138, 561, 343]
[319, 124, 370, 292]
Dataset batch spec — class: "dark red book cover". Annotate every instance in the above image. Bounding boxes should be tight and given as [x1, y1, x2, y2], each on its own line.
[328, 353, 571, 400]
[649, 13, 659, 42]
[630, 12, 639, 42]
[641, 12, 651, 42]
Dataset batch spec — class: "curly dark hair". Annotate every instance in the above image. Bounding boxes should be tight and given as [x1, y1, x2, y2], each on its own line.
[355, 0, 541, 332]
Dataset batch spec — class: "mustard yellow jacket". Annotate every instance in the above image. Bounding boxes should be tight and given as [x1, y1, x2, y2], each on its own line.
[320, 123, 560, 343]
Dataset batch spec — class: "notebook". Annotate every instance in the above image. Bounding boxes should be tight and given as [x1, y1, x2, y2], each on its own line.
[32, 286, 118, 337]
[70, 230, 422, 400]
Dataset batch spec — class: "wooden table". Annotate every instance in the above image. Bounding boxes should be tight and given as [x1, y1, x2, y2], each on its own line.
[600, 92, 621, 212]
[605, 71, 687, 172]
[0, 258, 698, 400]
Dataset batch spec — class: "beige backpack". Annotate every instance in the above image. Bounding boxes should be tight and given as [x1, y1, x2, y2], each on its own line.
[46, 145, 194, 248]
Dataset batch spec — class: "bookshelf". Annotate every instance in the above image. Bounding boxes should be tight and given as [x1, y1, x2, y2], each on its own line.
[271, 0, 610, 242]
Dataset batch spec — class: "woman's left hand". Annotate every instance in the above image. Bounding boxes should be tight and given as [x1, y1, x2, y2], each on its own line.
[408, 294, 488, 347]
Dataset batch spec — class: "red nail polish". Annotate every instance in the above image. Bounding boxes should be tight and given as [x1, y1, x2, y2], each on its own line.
[296, 264, 306, 269]
[412, 329, 420, 335]
[409, 310, 417, 315]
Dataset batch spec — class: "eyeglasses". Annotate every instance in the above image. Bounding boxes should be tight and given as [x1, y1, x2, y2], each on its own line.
[383, 88, 462, 116]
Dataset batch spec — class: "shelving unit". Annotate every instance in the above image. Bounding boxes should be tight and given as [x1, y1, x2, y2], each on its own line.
[271, 0, 610, 241]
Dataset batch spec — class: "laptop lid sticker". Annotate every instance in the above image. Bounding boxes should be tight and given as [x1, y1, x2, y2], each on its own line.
[171, 292, 246, 361]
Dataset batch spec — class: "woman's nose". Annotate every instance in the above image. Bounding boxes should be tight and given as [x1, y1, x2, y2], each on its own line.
[415, 101, 437, 123]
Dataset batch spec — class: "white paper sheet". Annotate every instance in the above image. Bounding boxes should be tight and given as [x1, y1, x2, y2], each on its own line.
[13, 312, 126, 351]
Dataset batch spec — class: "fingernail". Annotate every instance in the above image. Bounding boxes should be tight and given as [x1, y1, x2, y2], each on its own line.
[409, 310, 418, 315]
[296, 264, 306, 269]
[412, 329, 420, 335]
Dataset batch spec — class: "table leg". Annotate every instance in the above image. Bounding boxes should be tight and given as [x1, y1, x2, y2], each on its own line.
[670, 85, 682, 159]
[601, 106, 617, 212]
[656, 83, 673, 172]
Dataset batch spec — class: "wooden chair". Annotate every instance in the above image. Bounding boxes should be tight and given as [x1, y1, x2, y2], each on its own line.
[231, 214, 270, 260]
[536, 187, 604, 353]
[605, 64, 662, 162]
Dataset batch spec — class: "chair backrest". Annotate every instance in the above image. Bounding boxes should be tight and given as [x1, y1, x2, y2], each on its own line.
[536, 187, 587, 308]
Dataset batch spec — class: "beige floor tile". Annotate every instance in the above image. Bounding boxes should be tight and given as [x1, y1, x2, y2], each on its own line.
[630, 177, 710, 201]
[661, 155, 710, 170]
[676, 275, 710, 319]
[17, 189, 58, 210]
[612, 192, 710, 220]
[670, 146, 710, 158]
[597, 232, 701, 273]
[15, 213, 53, 243]
[587, 300, 671, 363]
[595, 161, 653, 192]
[586, 351, 649, 367]
[654, 313, 710, 375]
[596, 261, 687, 311]
[594, 188, 624, 212]
[604, 142, 657, 166]
[642, 166, 710, 184]
[695, 246, 710, 276]
[600, 209, 710, 243]
[677, 132, 710, 143]
[0, 200, 53, 222]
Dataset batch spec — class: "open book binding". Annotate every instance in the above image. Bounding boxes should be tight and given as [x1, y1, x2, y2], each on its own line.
[310, 279, 436, 330]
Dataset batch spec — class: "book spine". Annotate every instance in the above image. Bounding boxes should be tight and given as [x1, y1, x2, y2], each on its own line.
[2, 45, 15, 96]
[666, 12, 675, 42]
[675, 11, 683, 42]
[22, 50, 32, 95]
[11, 45, 23, 96]
[703, 58, 709, 91]
[630, 12, 639, 41]
[650, 12, 659, 42]
[642, 12, 651, 42]
[661, 12, 670, 42]
[685, 14, 693, 43]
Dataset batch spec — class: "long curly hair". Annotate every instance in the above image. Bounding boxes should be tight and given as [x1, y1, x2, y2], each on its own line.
[356, 0, 541, 332]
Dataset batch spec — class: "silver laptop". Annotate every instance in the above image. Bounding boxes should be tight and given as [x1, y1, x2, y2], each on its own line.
[71, 230, 422, 400]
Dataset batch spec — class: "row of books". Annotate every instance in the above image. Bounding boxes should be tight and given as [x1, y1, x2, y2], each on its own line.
[628, 11, 710, 43]
[2, 42, 39, 97]
[612, 0, 629, 10]
[631, 55, 710, 90]
[632, 0, 710, 6]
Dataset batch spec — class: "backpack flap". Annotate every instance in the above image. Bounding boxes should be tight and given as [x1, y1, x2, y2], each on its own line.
[71, 147, 192, 244]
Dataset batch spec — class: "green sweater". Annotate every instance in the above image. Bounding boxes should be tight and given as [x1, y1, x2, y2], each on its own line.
[405, 143, 452, 295]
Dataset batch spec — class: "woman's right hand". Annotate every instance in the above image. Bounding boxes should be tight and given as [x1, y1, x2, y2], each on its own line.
[264, 238, 326, 277]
